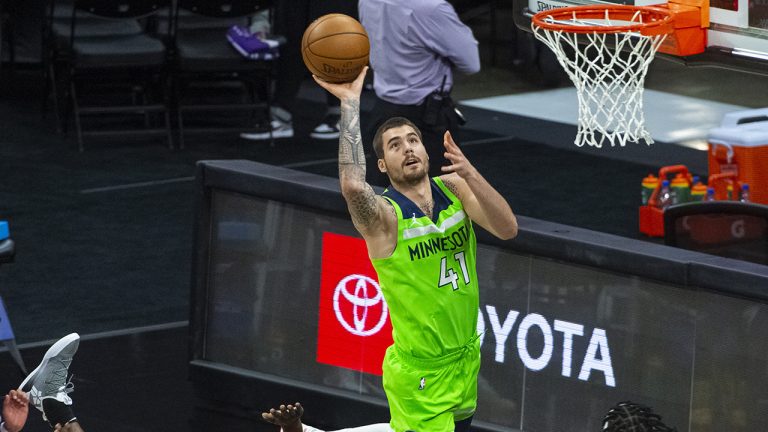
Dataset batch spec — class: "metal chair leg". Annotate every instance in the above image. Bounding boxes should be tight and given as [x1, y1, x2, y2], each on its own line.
[70, 81, 84, 152]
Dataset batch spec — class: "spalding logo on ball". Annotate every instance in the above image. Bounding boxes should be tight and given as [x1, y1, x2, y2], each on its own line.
[302, 13, 369, 84]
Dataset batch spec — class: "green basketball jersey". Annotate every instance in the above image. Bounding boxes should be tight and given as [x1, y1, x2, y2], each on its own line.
[371, 177, 478, 359]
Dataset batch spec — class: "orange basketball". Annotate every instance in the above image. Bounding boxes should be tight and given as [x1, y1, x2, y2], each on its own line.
[302, 14, 369, 84]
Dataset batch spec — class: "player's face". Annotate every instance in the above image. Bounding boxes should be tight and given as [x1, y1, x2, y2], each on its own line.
[378, 125, 429, 185]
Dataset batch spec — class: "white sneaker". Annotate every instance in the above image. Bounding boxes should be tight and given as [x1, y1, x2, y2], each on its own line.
[19, 333, 80, 416]
[240, 118, 294, 140]
[310, 115, 340, 140]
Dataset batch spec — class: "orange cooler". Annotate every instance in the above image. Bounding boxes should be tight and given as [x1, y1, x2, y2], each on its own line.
[708, 108, 768, 205]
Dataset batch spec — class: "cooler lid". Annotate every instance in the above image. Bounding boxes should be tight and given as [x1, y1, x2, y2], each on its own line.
[708, 108, 768, 147]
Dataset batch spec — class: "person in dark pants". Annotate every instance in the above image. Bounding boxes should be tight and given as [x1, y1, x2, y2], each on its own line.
[241, 0, 358, 141]
[358, 0, 480, 186]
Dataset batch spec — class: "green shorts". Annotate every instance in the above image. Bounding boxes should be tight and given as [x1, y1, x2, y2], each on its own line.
[382, 336, 481, 432]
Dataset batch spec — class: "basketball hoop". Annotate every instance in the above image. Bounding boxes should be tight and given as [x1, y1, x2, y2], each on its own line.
[532, 5, 674, 148]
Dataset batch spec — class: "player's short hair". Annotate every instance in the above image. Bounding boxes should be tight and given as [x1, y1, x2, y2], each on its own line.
[602, 401, 677, 432]
[372, 117, 422, 159]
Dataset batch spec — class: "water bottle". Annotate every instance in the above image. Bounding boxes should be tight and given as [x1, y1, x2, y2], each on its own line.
[641, 174, 658, 205]
[671, 174, 690, 204]
[740, 184, 750, 203]
[705, 187, 716, 202]
[691, 183, 707, 201]
[658, 180, 672, 209]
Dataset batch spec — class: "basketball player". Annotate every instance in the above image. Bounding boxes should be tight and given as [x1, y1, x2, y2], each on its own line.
[262, 403, 391, 432]
[602, 401, 678, 432]
[19, 333, 85, 432]
[312, 67, 517, 432]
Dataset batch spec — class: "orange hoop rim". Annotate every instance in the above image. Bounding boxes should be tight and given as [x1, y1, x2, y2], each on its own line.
[532, 5, 674, 35]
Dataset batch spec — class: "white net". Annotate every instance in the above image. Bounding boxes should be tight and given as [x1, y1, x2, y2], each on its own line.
[532, 8, 670, 148]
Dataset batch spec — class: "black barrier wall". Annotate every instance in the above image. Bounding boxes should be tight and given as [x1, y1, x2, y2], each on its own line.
[190, 160, 768, 432]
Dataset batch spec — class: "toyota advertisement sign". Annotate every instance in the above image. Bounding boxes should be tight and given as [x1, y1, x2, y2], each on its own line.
[315, 232, 617, 389]
[317, 232, 392, 375]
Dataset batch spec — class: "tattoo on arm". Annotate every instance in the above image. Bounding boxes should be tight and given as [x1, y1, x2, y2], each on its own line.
[338, 98, 365, 167]
[348, 186, 380, 228]
[338, 97, 379, 228]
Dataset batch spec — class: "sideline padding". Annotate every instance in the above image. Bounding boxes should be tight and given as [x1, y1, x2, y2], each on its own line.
[196, 159, 768, 299]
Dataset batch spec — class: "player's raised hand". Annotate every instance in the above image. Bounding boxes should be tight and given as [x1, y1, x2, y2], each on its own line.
[313, 66, 368, 102]
[441, 131, 477, 180]
[262, 402, 304, 432]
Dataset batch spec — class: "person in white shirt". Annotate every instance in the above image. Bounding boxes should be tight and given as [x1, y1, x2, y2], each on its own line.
[262, 402, 392, 432]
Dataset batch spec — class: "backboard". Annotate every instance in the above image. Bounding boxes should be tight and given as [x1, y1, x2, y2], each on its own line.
[514, 0, 768, 75]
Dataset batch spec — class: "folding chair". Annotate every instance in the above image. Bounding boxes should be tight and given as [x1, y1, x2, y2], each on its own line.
[171, 0, 275, 148]
[53, 0, 174, 151]
[42, 0, 147, 133]
[0, 221, 26, 375]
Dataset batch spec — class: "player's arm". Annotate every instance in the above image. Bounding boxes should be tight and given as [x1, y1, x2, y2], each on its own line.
[313, 68, 395, 247]
[336, 94, 391, 238]
[440, 131, 517, 240]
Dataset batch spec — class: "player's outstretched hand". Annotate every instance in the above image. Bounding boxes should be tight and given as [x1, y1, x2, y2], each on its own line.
[3, 390, 29, 432]
[313, 67, 368, 103]
[262, 402, 304, 432]
[441, 131, 477, 180]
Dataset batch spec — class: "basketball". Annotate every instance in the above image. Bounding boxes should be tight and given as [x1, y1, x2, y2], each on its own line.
[302, 13, 369, 84]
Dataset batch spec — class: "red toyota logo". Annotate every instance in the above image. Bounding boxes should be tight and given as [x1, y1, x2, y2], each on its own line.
[316, 233, 393, 375]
